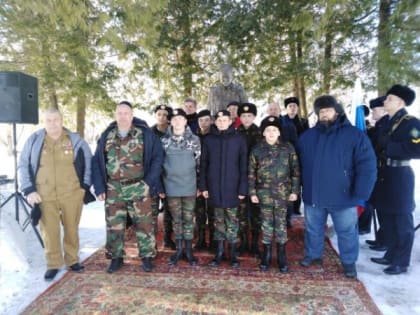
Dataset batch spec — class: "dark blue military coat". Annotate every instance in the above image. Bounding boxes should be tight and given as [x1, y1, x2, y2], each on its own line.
[199, 125, 248, 208]
[370, 108, 420, 213]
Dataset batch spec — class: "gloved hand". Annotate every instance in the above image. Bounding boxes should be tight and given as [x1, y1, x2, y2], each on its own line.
[31, 204, 41, 226]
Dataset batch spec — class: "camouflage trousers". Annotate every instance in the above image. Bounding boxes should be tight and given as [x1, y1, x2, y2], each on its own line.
[105, 180, 156, 259]
[214, 207, 239, 243]
[238, 197, 261, 235]
[258, 190, 288, 244]
[195, 196, 215, 230]
[151, 196, 173, 237]
[167, 196, 196, 240]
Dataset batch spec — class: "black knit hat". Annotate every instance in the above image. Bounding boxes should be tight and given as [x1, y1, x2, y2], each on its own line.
[238, 103, 257, 116]
[369, 96, 385, 109]
[386, 84, 416, 106]
[314, 95, 342, 115]
[260, 116, 282, 133]
[214, 110, 231, 119]
[284, 97, 299, 108]
[170, 108, 187, 119]
[154, 104, 172, 114]
[197, 109, 211, 119]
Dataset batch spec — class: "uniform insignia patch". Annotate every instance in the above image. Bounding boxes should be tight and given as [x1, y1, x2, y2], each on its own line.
[410, 128, 420, 139]
[412, 138, 420, 144]
[244, 106, 249, 111]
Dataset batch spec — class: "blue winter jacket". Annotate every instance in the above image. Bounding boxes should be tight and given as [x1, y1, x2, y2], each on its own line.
[296, 114, 377, 209]
[91, 117, 164, 197]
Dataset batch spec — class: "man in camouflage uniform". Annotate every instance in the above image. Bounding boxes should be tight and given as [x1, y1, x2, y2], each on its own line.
[249, 116, 300, 273]
[236, 103, 261, 256]
[150, 104, 176, 250]
[92, 101, 164, 273]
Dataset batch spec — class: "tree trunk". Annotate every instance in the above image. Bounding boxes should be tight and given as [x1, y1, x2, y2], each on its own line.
[77, 96, 86, 138]
[296, 32, 307, 118]
[377, 0, 392, 95]
[49, 90, 58, 109]
[322, 29, 333, 94]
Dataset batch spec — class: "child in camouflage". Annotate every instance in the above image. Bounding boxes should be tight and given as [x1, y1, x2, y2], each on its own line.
[248, 116, 301, 273]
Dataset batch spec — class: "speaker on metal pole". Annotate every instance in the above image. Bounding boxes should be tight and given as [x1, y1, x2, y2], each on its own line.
[0, 71, 44, 247]
[0, 71, 38, 124]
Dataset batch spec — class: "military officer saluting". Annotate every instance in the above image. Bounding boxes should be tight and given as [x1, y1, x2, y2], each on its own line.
[370, 84, 420, 275]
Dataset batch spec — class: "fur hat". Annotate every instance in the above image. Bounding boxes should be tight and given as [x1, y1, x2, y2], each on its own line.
[214, 110, 231, 119]
[170, 108, 187, 119]
[369, 96, 385, 109]
[238, 102, 257, 116]
[386, 84, 416, 106]
[260, 116, 282, 133]
[197, 109, 211, 119]
[284, 97, 299, 108]
[313, 95, 342, 116]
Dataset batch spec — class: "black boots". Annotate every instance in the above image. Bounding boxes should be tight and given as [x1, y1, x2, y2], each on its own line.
[230, 242, 240, 268]
[107, 257, 124, 273]
[168, 239, 197, 266]
[259, 243, 272, 271]
[237, 231, 249, 254]
[169, 239, 184, 265]
[185, 240, 198, 266]
[277, 243, 289, 273]
[164, 231, 176, 250]
[209, 240, 224, 266]
[141, 257, 154, 272]
[194, 228, 207, 250]
[250, 231, 260, 257]
[44, 269, 59, 281]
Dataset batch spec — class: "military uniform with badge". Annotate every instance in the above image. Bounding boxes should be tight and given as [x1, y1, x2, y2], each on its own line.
[370, 85, 420, 275]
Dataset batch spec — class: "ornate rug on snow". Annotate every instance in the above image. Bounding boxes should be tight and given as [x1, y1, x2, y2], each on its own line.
[22, 217, 381, 315]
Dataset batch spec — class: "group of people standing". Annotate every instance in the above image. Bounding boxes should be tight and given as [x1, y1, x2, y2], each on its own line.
[18, 82, 419, 282]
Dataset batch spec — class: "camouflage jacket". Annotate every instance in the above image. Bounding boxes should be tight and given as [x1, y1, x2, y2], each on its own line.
[248, 140, 300, 199]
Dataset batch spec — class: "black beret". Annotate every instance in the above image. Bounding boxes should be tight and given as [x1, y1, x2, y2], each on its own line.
[154, 104, 172, 114]
[386, 84, 416, 106]
[118, 100, 132, 108]
[227, 101, 240, 108]
[238, 102, 257, 116]
[260, 116, 282, 133]
[214, 110, 231, 119]
[170, 108, 187, 119]
[197, 109, 211, 119]
[369, 96, 385, 109]
[284, 97, 299, 108]
[313, 95, 343, 115]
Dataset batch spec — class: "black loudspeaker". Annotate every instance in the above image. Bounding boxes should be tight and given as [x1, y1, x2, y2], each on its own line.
[0, 71, 38, 124]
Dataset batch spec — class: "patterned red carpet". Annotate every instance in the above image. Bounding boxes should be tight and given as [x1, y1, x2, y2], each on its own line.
[22, 217, 381, 314]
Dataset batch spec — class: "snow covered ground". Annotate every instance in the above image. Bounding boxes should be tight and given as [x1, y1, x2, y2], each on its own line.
[1, 160, 420, 315]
